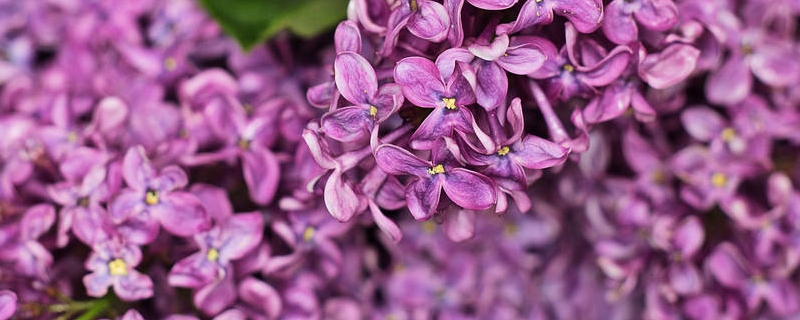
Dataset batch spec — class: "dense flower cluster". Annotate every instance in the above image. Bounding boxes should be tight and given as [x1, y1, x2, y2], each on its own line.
[1, 0, 800, 319]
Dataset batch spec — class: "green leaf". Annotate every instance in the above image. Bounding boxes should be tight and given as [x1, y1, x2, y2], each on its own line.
[198, 0, 349, 51]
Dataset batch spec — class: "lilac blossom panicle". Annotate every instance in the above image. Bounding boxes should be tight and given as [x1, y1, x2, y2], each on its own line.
[3, 0, 800, 319]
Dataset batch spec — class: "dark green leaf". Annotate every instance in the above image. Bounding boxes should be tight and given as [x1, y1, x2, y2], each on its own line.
[198, 0, 349, 51]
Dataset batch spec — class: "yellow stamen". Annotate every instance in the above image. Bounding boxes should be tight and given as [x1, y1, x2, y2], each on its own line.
[563, 64, 575, 73]
[77, 197, 89, 207]
[108, 259, 128, 276]
[721, 127, 736, 142]
[145, 190, 159, 205]
[237, 137, 251, 150]
[422, 220, 436, 234]
[503, 223, 517, 235]
[427, 164, 445, 175]
[409, 0, 418, 11]
[497, 146, 511, 156]
[303, 226, 316, 242]
[442, 97, 457, 110]
[206, 248, 220, 261]
[711, 172, 727, 188]
[368, 105, 378, 118]
[164, 57, 177, 71]
[651, 170, 666, 184]
[67, 132, 78, 143]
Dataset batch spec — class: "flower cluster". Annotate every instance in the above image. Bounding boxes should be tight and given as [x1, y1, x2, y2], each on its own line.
[1, 0, 800, 319]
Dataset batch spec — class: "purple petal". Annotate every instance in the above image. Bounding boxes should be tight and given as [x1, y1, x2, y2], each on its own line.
[673, 216, 704, 257]
[442, 208, 475, 242]
[155, 192, 211, 237]
[193, 272, 237, 316]
[435, 48, 474, 80]
[705, 56, 751, 105]
[762, 280, 800, 316]
[320, 106, 373, 142]
[633, 0, 678, 31]
[83, 273, 113, 298]
[334, 52, 377, 106]
[394, 57, 446, 108]
[190, 184, 233, 223]
[168, 253, 218, 289]
[750, 45, 800, 87]
[469, 34, 509, 61]
[238, 277, 282, 319]
[324, 169, 365, 222]
[583, 81, 632, 123]
[495, 0, 555, 34]
[109, 190, 146, 223]
[442, 168, 497, 210]
[497, 37, 547, 75]
[242, 148, 280, 205]
[474, 61, 507, 110]
[20, 204, 55, 240]
[680, 107, 725, 142]
[602, 0, 638, 44]
[121, 146, 155, 191]
[445, 0, 466, 47]
[334, 21, 362, 53]
[219, 213, 265, 261]
[152, 166, 188, 191]
[72, 206, 116, 246]
[368, 201, 403, 242]
[372, 83, 404, 122]
[115, 270, 154, 301]
[374, 144, 430, 178]
[510, 135, 570, 169]
[639, 44, 701, 89]
[467, 0, 517, 9]
[409, 106, 474, 150]
[120, 309, 145, 320]
[407, 0, 450, 42]
[91, 96, 130, 135]
[577, 45, 633, 87]
[554, 0, 604, 33]
[707, 243, 749, 289]
[0, 290, 17, 320]
[406, 178, 443, 220]
[669, 261, 702, 295]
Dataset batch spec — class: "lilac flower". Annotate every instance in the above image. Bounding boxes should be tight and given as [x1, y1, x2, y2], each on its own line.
[168, 212, 264, 289]
[528, 23, 633, 101]
[48, 163, 116, 246]
[83, 238, 154, 301]
[394, 56, 477, 150]
[110, 146, 211, 241]
[602, 0, 679, 45]
[496, 0, 603, 35]
[374, 140, 497, 219]
[706, 28, 800, 105]
[707, 242, 799, 316]
[320, 52, 403, 142]
[0, 204, 54, 278]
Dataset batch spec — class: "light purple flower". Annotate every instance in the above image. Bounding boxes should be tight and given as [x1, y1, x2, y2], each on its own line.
[374, 141, 497, 219]
[0, 290, 16, 320]
[321, 52, 403, 142]
[168, 212, 264, 289]
[394, 56, 477, 150]
[83, 238, 154, 301]
[110, 146, 211, 241]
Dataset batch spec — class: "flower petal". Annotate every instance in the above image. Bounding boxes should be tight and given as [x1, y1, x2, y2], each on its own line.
[394, 57, 446, 108]
[242, 148, 281, 205]
[407, 0, 450, 42]
[442, 168, 497, 210]
[334, 52, 377, 105]
[320, 106, 373, 142]
[374, 144, 431, 177]
[156, 192, 211, 237]
[405, 178, 443, 220]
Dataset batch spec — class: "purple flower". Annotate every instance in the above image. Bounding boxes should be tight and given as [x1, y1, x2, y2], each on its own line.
[110, 146, 211, 241]
[168, 212, 264, 289]
[707, 242, 799, 316]
[374, 141, 497, 219]
[602, 0, 679, 45]
[394, 56, 477, 150]
[528, 24, 633, 101]
[0, 204, 55, 279]
[321, 52, 403, 142]
[83, 238, 154, 301]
